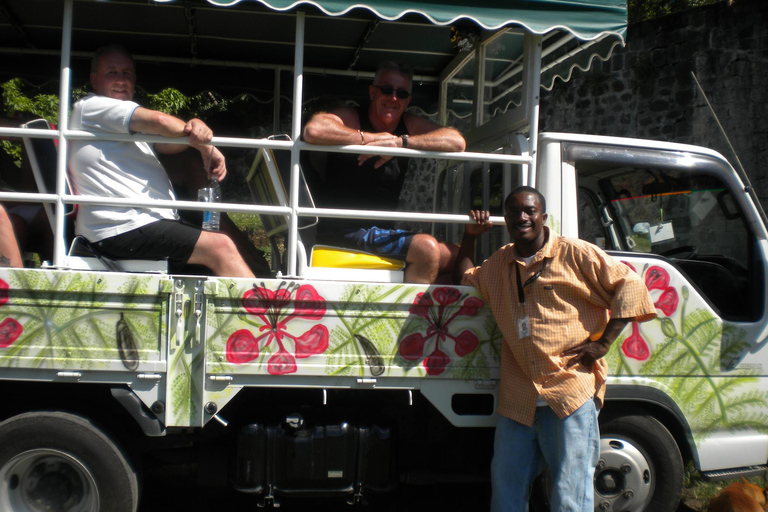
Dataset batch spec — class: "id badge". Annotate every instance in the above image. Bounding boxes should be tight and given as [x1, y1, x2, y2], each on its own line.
[518, 316, 531, 339]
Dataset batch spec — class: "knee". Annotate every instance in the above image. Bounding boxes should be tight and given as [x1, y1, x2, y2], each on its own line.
[212, 233, 238, 256]
[199, 232, 238, 262]
[408, 234, 440, 262]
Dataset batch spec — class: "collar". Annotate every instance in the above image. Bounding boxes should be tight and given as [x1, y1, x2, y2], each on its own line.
[509, 226, 557, 266]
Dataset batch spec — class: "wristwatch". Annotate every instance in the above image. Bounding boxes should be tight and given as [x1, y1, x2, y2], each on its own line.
[401, 134, 409, 148]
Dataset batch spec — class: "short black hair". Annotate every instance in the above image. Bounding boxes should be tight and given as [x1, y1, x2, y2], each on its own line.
[373, 61, 413, 91]
[91, 44, 134, 73]
[505, 186, 546, 213]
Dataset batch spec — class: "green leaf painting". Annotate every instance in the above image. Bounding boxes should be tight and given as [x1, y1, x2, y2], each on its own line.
[0, 270, 163, 370]
[607, 263, 768, 441]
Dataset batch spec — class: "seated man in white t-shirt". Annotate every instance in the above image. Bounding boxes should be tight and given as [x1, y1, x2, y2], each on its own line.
[69, 44, 257, 277]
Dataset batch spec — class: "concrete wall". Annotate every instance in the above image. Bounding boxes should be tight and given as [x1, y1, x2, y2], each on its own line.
[539, 0, 768, 204]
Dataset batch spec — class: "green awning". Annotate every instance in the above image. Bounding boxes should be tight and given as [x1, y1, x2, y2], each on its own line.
[0, 0, 627, 118]
[202, 0, 627, 41]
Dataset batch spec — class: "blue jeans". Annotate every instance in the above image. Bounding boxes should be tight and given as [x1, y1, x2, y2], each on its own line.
[490, 399, 600, 512]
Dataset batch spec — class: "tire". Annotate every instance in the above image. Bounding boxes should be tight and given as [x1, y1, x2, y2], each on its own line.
[0, 411, 139, 512]
[596, 414, 683, 512]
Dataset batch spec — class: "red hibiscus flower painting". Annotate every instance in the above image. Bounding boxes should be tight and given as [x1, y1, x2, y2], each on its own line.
[226, 283, 329, 375]
[399, 287, 483, 376]
[621, 323, 650, 361]
[0, 317, 22, 348]
[0, 278, 8, 307]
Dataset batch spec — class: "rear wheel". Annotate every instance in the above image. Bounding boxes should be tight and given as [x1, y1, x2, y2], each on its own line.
[0, 411, 139, 512]
[596, 415, 683, 512]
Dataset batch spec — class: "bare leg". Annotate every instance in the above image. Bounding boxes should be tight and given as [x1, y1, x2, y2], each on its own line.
[404, 234, 440, 284]
[220, 214, 271, 277]
[434, 241, 460, 284]
[188, 230, 255, 278]
[0, 206, 22, 268]
[160, 149, 270, 277]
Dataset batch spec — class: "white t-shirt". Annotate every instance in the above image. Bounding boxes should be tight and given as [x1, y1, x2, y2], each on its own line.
[68, 93, 178, 242]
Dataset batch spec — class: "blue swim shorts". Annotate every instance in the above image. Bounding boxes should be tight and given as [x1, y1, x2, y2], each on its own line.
[340, 227, 414, 259]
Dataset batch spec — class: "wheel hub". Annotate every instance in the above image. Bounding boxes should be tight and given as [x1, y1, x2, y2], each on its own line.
[0, 449, 98, 512]
[594, 438, 652, 512]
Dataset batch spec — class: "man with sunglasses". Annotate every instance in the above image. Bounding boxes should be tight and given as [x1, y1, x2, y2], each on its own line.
[302, 61, 466, 284]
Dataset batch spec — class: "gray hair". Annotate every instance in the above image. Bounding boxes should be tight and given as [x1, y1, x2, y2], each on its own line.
[373, 61, 413, 91]
[91, 44, 135, 73]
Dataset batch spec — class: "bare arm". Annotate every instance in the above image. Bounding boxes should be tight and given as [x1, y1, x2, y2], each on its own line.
[129, 108, 226, 181]
[303, 108, 466, 168]
[302, 108, 362, 145]
[358, 113, 466, 168]
[453, 210, 493, 284]
[0, 205, 22, 268]
[400, 113, 466, 152]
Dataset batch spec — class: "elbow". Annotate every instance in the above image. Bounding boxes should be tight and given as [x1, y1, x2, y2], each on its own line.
[302, 120, 325, 145]
[302, 124, 317, 144]
[450, 131, 466, 152]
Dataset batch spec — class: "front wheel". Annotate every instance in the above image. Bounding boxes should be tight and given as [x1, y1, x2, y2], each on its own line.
[596, 415, 683, 512]
[0, 411, 139, 512]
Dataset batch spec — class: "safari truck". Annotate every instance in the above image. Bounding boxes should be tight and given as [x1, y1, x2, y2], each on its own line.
[0, 1, 766, 511]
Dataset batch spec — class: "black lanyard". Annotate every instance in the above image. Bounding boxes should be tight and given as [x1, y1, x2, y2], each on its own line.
[516, 259, 548, 305]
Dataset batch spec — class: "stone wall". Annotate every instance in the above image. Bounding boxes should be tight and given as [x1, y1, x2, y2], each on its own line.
[539, 0, 768, 204]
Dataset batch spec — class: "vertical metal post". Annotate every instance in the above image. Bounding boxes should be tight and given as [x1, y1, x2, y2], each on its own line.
[286, 12, 305, 277]
[273, 68, 281, 135]
[471, 43, 486, 129]
[54, 0, 74, 267]
[481, 161, 490, 256]
[522, 33, 542, 186]
[438, 76, 448, 126]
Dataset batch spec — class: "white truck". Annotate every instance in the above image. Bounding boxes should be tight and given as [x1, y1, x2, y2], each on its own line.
[0, 1, 766, 511]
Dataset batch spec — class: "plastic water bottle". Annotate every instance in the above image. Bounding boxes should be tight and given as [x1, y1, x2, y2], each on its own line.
[198, 178, 221, 231]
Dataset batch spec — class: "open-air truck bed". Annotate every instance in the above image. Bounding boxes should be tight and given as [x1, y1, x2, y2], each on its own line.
[2, 1, 768, 511]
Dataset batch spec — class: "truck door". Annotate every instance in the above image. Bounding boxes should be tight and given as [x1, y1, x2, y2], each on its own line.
[544, 135, 768, 324]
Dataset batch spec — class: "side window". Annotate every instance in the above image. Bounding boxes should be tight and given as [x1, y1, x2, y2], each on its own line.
[577, 163, 757, 321]
[577, 187, 611, 250]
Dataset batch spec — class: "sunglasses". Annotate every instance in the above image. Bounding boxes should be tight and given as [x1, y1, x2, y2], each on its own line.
[373, 85, 411, 99]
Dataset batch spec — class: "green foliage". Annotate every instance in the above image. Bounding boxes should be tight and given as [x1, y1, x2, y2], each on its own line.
[2, 78, 60, 123]
[1, 77, 238, 164]
[137, 87, 229, 120]
[628, 0, 722, 24]
[1, 79, 87, 164]
[608, 299, 768, 439]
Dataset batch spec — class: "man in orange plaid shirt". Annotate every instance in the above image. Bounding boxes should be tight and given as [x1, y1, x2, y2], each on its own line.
[454, 186, 656, 512]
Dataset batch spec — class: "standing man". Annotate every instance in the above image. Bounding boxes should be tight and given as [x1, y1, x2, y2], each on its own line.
[69, 44, 257, 277]
[302, 61, 466, 284]
[454, 186, 656, 511]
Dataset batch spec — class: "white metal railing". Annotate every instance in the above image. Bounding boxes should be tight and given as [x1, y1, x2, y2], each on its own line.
[6, 0, 529, 275]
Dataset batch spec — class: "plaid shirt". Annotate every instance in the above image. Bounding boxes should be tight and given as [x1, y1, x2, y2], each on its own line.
[462, 227, 656, 426]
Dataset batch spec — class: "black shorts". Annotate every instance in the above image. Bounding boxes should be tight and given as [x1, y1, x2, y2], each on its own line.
[96, 219, 201, 267]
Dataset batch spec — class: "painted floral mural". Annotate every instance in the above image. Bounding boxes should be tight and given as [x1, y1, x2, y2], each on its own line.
[0, 271, 162, 370]
[225, 282, 329, 375]
[398, 287, 484, 375]
[212, 281, 501, 380]
[0, 279, 22, 349]
[609, 261, 768, 439]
